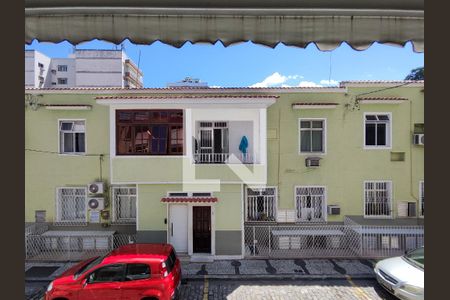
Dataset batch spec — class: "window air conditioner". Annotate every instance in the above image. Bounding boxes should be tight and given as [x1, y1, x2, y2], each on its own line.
[413, 134, 424, 145]
[88, 182, 104, 194]
[398, 202, 417, 217]
[305, 157, 321, 167]
[327, 205, 341, 215]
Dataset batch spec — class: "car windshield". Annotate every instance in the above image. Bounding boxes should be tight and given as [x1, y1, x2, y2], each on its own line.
[74, 255, 106, 279]
[403, 247, 424, 269]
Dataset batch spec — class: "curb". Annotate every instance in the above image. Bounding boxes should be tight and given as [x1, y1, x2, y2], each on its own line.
[183, 274, 376, 281]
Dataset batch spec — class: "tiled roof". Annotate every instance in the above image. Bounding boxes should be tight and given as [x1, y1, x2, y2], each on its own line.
[357, 97, 408, 101]
[95, 95, 279, 100]
[340, 80, 424, 87]
[43, 104, 92, 107]
[292, 102, 339, 106]
[161, 197, 218, 203]
[25, 86, 339, 91]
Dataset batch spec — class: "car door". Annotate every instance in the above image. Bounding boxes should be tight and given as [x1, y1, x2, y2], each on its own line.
[77, 264, 125, 300]
[120, 263, 156, 300]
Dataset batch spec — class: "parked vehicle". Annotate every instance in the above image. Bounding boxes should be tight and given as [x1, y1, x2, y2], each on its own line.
[374, 247, 424, 300]
[45, 243, 181, 300]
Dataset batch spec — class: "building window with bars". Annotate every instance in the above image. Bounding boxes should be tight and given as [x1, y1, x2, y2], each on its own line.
[57, 65, 68, 72]
[112, 187, 137, 223]
[364, 181, 392, 217]
[116, 110, 183, 155]
[420, 181, 424, 217]
[246, 187, 277, 221]
[195, 121, 229, 163]
[299, 119, 326, 153]
[57, 78, 68, 85]
[295, 186, 326, 222]
[55, 187, 87, 224]
[59, 120, 86, 154]
[364, 114, 391, 148]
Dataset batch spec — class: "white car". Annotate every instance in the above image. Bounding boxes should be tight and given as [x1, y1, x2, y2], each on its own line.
[374, 247, 424, 300]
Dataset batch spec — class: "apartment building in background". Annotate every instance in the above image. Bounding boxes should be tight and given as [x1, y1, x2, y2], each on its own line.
[25, 81, 424, 261]
[25, 49, 144, 88]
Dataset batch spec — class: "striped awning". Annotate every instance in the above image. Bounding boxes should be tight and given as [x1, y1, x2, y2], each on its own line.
[161, 197, 218, 203]
[25, 0, 424, 52]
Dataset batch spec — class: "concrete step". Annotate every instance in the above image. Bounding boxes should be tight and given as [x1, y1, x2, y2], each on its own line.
[190, 255, 214, 263]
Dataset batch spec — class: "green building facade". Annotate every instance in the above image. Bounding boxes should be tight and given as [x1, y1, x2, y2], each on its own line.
[25, 81, 424, 259]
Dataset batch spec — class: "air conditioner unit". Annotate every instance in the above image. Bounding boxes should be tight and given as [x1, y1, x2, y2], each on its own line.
[88, 197, 105, 210]
[88, 182, 104, 194]
[398, 201, 417, 217]
[305, 157, 321, 167]
[413, 134, 424, 145]
[327, 205, 340, 215]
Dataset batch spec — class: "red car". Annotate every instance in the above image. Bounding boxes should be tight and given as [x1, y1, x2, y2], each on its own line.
[45, 243, 182, 300]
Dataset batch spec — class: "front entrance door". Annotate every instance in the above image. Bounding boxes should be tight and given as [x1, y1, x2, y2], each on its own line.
[193, 206, 211, 253]
[169, 205, 188, 253]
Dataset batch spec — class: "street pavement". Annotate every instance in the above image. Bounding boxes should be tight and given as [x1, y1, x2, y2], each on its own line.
[25, 259, 386, 300]
[179, 278, 397, 300]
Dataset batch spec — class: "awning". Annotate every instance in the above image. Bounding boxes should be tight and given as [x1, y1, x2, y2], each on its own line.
[292, 102, 339, 109]
[25, 0, 424, 52]
[357, 97, 408, 104]
[161, 197, 218, 203]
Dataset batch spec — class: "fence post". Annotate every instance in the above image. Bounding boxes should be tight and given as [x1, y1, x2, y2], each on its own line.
[268, 226, 271, 257]
[253, 226, 256, 257]
[359, 225, 363, 257]
[25, 235, 28, 260]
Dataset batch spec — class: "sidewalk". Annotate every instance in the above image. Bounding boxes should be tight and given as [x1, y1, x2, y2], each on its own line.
[181, 258, 376, 280]
[25, 258, 376, 282]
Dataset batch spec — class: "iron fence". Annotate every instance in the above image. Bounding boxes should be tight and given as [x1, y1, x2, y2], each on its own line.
[244, 222, 423, 259]
[25, 233, 136, 261]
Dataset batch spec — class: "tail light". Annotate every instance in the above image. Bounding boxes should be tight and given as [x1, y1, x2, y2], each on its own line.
[160, 262, 168, 278]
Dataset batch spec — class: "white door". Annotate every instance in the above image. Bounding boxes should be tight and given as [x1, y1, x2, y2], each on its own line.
[169, 205, 188, 253]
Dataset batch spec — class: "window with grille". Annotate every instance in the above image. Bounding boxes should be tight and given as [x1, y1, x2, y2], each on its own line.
[116, 110, 183, 155]
[246, 187, 277, 221]
[195, 121, 229, 163]
[56, 187, 87, 224]
[57, 78, 68, 84]
[365, 114, 391, 147]
[299, 119, 326, 153]
[59, 120, 86, 154]
[364, 181, 392, 217]
[420, 181, 424, 217]
[295, 186, 326, 222]
[112, 187, 137, 223]
[57, 65, 68, 72]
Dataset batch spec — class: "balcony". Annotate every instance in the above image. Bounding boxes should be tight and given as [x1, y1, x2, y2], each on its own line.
[193, 120, 258, 165]
[194, 152, 253, 164]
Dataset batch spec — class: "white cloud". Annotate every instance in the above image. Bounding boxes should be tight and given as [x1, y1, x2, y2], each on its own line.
[209, 85, 222, 88]
[319, 79, 339, 85]
[298, 81, 323, 87]
[250, 72, 301, 88]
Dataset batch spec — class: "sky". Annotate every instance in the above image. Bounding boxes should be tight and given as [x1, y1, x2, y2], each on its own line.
[25, 39, 423, 88]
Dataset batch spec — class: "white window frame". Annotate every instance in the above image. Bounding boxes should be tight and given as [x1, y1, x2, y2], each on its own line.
[363, 112, 392, 149]
[55, 187, 87, 224]
[298, 118, 327, 155]
[294, 186, 327, 222]
[112, 186, 137, 224]
[245, 186, 278, 222]
[58, 119, 87, 155]
[419, 181, 424, 217]
[363, 180, 393, 218]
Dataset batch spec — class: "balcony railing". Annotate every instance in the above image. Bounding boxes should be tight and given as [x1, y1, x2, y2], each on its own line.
[365, 202, 391, 217]
[194, 153, 253, 164]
